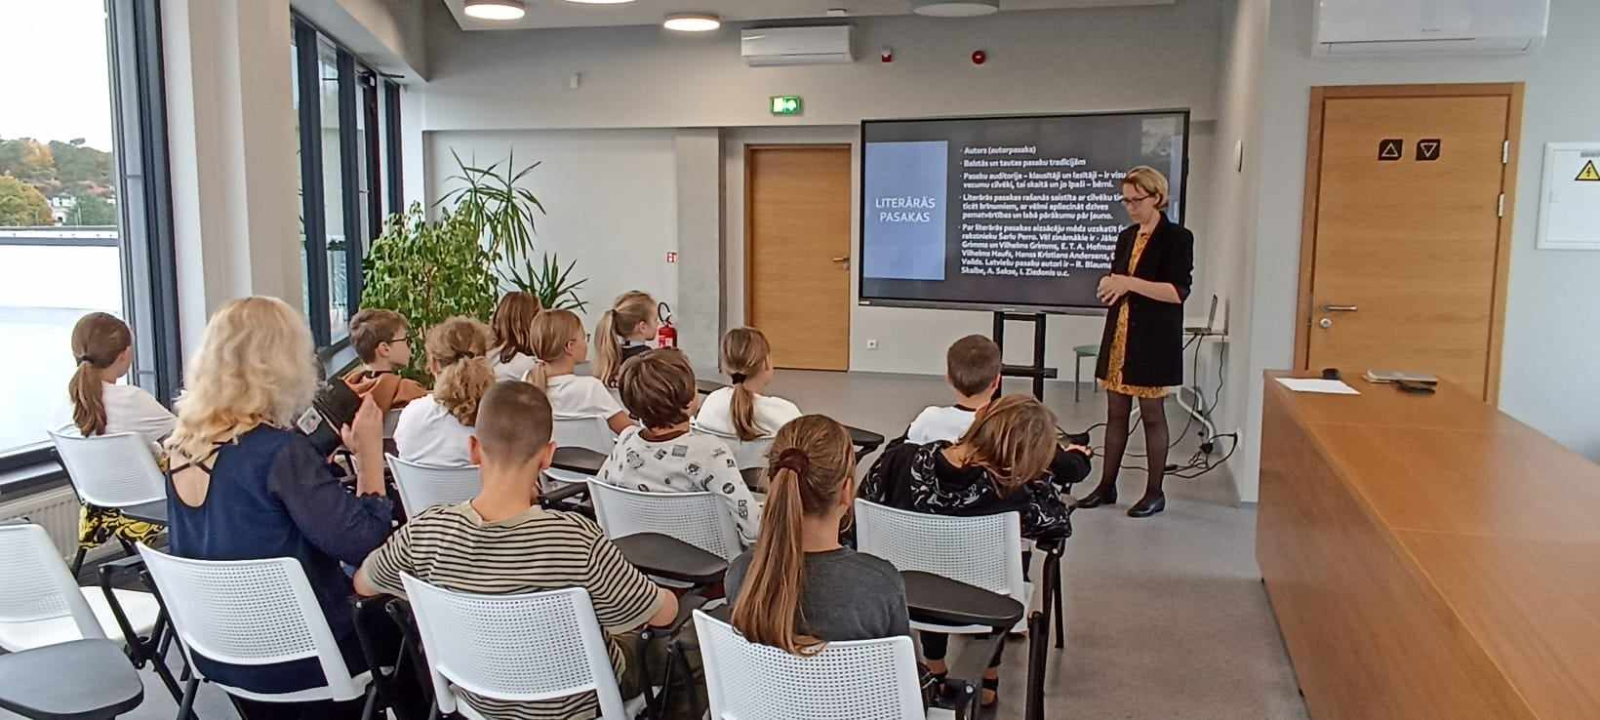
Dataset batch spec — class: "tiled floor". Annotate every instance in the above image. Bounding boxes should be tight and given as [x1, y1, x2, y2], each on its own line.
[53, 371, 1309, 720]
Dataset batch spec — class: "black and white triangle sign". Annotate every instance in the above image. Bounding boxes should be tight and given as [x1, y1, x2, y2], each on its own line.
[1416, 139, 1441, 162]
[1379, 138, 1403, 161]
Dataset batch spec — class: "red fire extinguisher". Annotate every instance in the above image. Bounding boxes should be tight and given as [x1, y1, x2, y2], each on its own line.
[656, 302, 678, 349]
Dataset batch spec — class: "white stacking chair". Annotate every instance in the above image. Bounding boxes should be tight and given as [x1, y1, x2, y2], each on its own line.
[547, 415, 618, 487]
[137, 544, 376, 713]
[385, 454, 481, 514]
[588, 481, 741, 562]
[48, 431, 168, 519]
[694, 610, 950, 720]
[690, 423, 774, 471]
[400, 575, 646, 720]
[0, 523, 161, 652]
[854, 500, 1029, 635]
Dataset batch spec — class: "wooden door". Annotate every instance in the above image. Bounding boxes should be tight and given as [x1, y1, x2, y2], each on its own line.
[746, 145, 852, 371]
[1297, 85, 1521, 402]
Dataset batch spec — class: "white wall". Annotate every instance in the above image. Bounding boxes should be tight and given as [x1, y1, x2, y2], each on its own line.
[425, 130, 680, 334]
[417, 1, 1225, 376]
[1224, 0, 1600, 501]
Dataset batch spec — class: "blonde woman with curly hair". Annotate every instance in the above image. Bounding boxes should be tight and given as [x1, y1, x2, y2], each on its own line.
[164, 296, 396, 711]
[393, 316, 494, 467]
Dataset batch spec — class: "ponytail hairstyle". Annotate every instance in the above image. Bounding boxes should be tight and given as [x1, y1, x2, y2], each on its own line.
[490, 291, 541, 365]
[522, 309, 585, 389]
[594, 291, 657, 388]
[68, 312, 133, 437]
[731, 415, 855, 655]
[720, 327, 773, 441]
[955, 394, 1059, 496]
[426, 317, 493, 426]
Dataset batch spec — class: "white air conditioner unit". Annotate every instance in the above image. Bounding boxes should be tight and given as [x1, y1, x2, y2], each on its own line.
[1314, 0, 1548, 57]
[741, 26, 853, 67]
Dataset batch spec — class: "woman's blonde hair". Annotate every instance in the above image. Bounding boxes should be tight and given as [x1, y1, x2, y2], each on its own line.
[720, 327, 772, 441]
[523, 309, 585, 389]
[427, 317, 493, 426]
[166, 297, 317, 463]
[731, 415, 855, 655]
[956, 394, 1059, 495]
[595, 290, 656, 388]
[1123, 166, 1170, 210]
[68, 312, 132, 437]
[490, 292, 541, 365]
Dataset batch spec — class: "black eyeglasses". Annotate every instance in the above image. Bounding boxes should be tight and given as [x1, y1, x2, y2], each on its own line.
[387, 335, 410, 345]
[1120, 194, 1153, 206]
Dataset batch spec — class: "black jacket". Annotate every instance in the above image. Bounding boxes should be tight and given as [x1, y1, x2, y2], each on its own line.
[860, 439, 1074, 542]
[1094, 216, 1194, 388]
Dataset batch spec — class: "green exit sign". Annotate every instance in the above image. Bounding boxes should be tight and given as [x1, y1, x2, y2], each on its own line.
[770, 95, 803, 116]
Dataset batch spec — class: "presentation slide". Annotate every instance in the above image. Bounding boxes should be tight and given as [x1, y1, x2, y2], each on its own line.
[860, 111, 1188, 313]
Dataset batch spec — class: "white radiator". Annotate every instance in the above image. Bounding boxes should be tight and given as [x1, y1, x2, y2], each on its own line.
[0, 486, 82, 558]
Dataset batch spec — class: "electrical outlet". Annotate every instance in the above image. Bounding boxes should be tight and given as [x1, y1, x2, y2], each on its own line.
[867, 339, 879, 350]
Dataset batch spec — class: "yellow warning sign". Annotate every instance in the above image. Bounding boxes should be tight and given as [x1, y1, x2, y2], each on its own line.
[1577, 160, 1600, 182]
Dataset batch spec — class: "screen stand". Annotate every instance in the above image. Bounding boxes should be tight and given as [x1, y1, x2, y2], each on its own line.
[993, 312, 1059, 402]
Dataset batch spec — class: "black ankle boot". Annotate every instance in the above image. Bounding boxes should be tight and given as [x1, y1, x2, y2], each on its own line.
[1127, 493, 1166, 518]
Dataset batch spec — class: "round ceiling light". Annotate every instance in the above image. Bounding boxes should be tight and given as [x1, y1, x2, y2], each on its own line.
[463, 0, 526, 21]
[563, 0, 638, 4]
[663, 13, 721, 31]
[912, 0, 1001, 17]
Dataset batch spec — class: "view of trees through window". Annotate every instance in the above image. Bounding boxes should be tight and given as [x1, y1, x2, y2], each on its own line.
[0, 137, 119, 227]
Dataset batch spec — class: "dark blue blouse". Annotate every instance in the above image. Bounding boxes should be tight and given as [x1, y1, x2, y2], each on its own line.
[166, 425, 393, 694]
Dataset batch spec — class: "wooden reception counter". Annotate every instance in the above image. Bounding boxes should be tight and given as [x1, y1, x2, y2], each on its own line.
[1258, 373, 1600, 720]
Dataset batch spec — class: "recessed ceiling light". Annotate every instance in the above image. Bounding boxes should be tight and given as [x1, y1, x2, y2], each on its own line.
[912, 0, 1001, 17]
[463, 0, 526, 21]
[664, 13, 721, 32]
[564, 0, 638, 4]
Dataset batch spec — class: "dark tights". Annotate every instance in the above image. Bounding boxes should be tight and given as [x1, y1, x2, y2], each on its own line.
[1094, 391, 1169, 501]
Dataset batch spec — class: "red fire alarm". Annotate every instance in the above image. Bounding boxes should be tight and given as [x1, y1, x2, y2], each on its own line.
[971, 49, 987, 65]
[881, 46, 894, 63]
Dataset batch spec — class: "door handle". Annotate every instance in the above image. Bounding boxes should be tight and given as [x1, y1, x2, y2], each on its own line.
[831, 256, 850, 263]
[1322, 304, 1358, 312]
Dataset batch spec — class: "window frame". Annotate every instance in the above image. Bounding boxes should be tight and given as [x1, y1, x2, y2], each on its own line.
[290, 14, 403, 351]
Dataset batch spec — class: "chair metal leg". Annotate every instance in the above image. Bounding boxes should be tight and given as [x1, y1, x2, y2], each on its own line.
[175, 675, 200, 720]
[1050, 555, 1065, 650]
[1074, 357, 1082, 403]
[70, 547, 89, 579]
[1024, 612, 1048, 720]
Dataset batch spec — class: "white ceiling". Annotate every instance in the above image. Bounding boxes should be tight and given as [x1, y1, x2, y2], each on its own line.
[442, 0, 1176, 31]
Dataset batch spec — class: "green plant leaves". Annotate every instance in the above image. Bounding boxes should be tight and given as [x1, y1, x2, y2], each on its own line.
[503, 252, 589, 312]
[435, 148, 543, 266]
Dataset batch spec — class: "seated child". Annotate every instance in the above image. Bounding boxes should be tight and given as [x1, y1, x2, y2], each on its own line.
[343, 309, 427, 413]
[594, 290, 660, 388]
[393, 317, 493, 467]
[489, 291, 542, 382]
[357, 380, 678, 720]
[598, 349, 761, 547]
[525, 309, 632, 435]
[695, 327, 801, 441]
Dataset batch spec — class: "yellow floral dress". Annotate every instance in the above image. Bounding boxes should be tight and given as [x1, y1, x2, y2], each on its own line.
[1100, 230, 1170, 399]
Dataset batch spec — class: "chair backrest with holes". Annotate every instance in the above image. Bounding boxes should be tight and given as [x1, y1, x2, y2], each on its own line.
[693, 610, 925, 720]
[691, 424, 772, 470]
[137, 544, 364, 701]
[553, 415, 617, 455]
[854, 500, 1024, 602]
[0, 524, 104, 649]
[386, 454, 481, 514]
[400, 575, 628, 719]
[588, 481, 740, 561]
[48, 431, 166, 509]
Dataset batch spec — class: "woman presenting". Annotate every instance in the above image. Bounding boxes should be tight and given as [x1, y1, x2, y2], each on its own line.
[1076, 166, 1193, 519]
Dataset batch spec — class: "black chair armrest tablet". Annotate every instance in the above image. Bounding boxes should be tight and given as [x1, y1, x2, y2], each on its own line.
[695, 379, 728, 396]
[550, 446, 607, 476]
[846, 425, 886, 460]
[901, 571, 1024, 631]
[540, 481, 591, 507]
[0, 640, 144, 720]
[612, 533, 728, 587]
[118, 499, 166, 526]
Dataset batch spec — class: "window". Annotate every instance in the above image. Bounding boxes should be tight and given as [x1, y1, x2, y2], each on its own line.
[0, 0, 178, 462]
[291, 16, 401, 349]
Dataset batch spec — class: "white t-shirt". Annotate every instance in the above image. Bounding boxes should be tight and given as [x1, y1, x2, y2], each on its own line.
[393, 395, 477, 467]
[545, 374, 625, 421]
[905, 405, 981, 445]
[490, 350, 538, 383]
[598, 426, 761, 546]
[59, 382, 177, 457]
[694, 386, 802, 439]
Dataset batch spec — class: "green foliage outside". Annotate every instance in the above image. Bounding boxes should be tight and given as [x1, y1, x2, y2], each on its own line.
[0, 176, 52, 226]
[0, 136, 117, 226]
[360, 203, 499, 382]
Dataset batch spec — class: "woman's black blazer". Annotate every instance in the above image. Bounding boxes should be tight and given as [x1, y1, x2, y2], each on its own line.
[1094, 216, 1194, 389]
